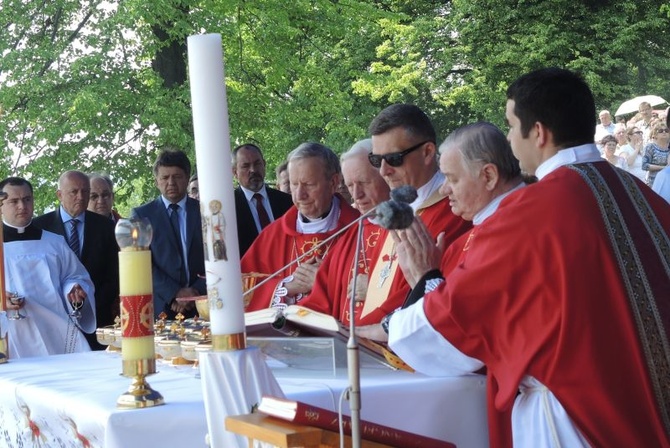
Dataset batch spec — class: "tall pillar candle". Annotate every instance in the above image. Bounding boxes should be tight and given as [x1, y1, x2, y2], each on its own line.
[116, 219, 157, 367]
[187, 33, 245, 351]
[119, 250, 155, 362]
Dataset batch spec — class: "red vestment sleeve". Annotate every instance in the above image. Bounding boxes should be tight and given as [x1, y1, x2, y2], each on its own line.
[423, 166, 670, 447]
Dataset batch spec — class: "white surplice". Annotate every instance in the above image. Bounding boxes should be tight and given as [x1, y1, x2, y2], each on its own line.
[0, 228, 96, 358]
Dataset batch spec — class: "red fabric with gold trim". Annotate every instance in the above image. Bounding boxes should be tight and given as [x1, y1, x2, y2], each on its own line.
[120, 294, 154, 338]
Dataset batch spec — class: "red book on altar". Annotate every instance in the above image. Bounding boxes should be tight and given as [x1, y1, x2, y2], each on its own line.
[256, 395, 456, 448]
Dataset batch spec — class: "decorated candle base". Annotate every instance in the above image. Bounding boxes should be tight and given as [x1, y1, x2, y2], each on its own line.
[211, 332, 246, 352]
[117, 359, 164, 409]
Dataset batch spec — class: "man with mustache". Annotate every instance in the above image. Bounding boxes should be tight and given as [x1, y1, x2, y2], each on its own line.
[233, 143, 293, 257]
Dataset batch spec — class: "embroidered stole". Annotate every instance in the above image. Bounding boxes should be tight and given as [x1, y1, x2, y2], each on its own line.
[361, 188, 447, 318]
[342, 223, 381, 324]
[568, 163, 670, 434]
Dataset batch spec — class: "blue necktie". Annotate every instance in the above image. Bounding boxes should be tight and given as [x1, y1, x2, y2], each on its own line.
[169, 204, 187, 286]
[68, 219, 81, 259]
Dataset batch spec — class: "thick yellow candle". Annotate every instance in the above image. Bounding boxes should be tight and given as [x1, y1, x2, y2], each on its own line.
[119, 249, 155, 362]
[119, 250, 152, 295]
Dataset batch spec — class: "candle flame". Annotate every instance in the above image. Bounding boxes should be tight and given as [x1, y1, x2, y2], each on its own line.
[131, 227, 139, 246]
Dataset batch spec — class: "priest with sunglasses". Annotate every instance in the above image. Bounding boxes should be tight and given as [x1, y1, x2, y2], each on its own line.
[337, 104, 471, 325]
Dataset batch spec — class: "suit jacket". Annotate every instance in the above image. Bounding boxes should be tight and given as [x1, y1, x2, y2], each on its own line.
[131, 196, 206, 318]
[235, 186, 293, 256]
[33, 210, 120, 330]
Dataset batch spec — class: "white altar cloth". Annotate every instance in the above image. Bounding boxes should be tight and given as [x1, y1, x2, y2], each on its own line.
[0, 351, 488, 448]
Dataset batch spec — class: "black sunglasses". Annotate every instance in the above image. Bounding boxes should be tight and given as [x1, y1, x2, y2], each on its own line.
[368, 140, 431, 168]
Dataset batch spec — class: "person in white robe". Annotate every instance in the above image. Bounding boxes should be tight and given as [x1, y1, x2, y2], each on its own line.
[0, 177, 95, 358]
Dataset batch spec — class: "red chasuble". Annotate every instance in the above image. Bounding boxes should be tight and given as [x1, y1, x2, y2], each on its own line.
[300, 219, 382, 324]
[423, 163, 670, 447]
[241, 199, 359, 311]
[302, 195, 471, 325]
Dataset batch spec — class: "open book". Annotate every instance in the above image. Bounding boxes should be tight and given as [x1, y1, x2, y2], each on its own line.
[244, 306, 412, 371]
[257, 395, 456, 448]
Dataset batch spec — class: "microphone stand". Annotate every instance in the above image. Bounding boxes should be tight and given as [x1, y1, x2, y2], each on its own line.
[345, 218, 364, 448]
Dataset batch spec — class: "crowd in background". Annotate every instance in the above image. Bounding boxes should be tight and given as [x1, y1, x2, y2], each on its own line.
[594, 103, 670, 202]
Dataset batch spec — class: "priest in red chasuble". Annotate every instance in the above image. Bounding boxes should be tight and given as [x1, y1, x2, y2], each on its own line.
[302, 106, 471, 326]
[371, 69, 670, 447]
[241, 142, 359, 311]
[300, 139, 389, 324]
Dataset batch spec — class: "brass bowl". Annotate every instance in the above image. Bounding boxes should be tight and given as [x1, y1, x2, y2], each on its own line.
[195, 297, 209, 321]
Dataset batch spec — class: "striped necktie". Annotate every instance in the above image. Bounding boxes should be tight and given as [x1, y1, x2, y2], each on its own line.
[68, 219, 81, 259]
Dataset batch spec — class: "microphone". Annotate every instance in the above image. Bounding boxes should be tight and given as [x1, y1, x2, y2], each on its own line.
[243, 186, 417, 296]
[390, 185, 418, 204]
[374, 200, 414, 230]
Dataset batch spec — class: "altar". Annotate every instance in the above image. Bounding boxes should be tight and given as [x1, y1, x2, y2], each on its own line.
[0, 351, 488, 448]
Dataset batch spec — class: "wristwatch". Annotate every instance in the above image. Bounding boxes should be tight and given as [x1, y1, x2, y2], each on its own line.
[381, 312, 393, 334]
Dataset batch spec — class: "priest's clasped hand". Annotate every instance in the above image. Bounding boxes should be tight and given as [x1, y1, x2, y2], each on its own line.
[392, 218, 446, 288]
[284, 257, 322, 297]
[67, 284, 87, 309]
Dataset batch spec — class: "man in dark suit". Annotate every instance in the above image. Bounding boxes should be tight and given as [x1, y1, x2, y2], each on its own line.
[131, 149, 206, 319]
[34, 170, 119, 350]
[233, 144, 293, 256]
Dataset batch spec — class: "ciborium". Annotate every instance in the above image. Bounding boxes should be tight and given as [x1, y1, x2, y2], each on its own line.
[115, 218, 164, 409]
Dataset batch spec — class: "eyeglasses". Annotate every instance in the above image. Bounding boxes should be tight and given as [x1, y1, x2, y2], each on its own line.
[90, 192, 112, 201]
[657, 129, 670, 134]
[632, 131, 643, 135]
[368, 140, 431, 168]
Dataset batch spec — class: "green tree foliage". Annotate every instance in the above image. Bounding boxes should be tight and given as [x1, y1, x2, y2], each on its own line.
[1, 0, 669, 213]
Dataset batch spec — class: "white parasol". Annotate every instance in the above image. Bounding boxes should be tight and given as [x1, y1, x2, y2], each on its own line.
[615, 95, 667, 116]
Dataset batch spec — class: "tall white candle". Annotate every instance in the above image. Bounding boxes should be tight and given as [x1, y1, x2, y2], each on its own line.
[187, 34, 245, 349]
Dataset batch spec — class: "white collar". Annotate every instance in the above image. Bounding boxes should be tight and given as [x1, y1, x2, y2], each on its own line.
[2, 219, 32, 234]
[535, 144, 602, 180]
[296, 196, 341, 234]
[410, 171, 445, 213]
[59, 206, 86, 224]
[240, 184, 268, 202]
[160, 195, 187, 210]
[472, 182, 526, 226]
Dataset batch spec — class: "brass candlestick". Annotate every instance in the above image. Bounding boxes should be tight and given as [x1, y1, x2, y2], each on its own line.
[117, 358, 164, 409]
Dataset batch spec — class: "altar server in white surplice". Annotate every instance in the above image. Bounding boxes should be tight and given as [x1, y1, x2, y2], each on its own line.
[0, 177, 95, 358]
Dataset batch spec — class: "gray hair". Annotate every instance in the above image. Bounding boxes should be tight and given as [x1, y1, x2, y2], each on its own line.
[440, 122, 521, 181]
[89, 172, 114, 189]
[287, 142, 341, 179]
[340, 139, 372, 163]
